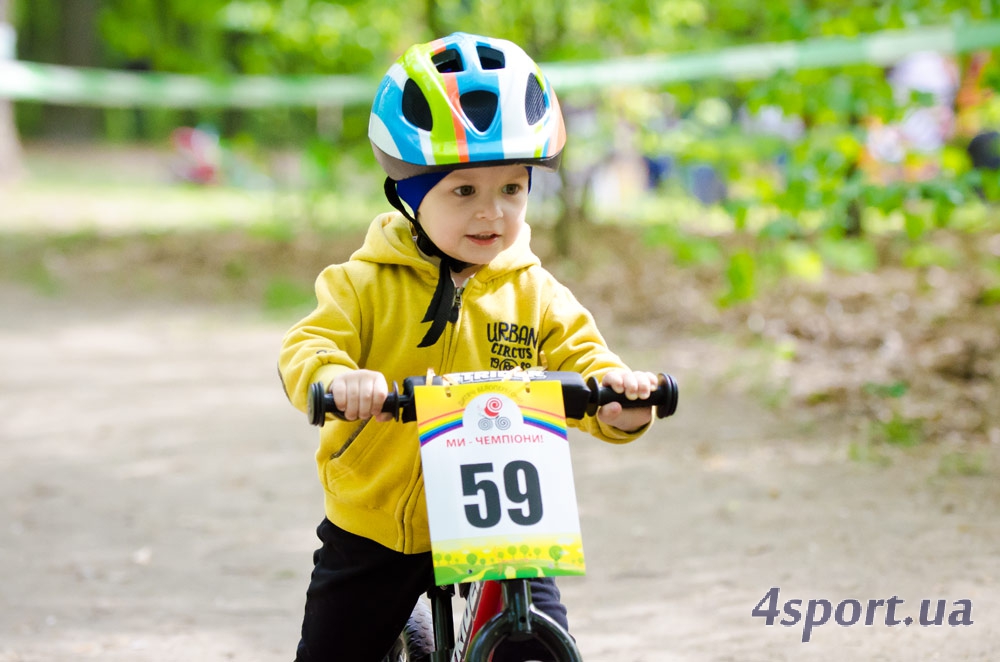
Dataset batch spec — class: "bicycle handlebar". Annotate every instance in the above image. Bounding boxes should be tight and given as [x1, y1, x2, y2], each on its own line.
[307, 370, 678, 426]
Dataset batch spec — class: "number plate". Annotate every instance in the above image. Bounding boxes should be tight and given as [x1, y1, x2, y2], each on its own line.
[415, 380, 586, 585]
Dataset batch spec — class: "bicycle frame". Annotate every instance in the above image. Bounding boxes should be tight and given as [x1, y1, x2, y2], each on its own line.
[427, 578, 582, 661]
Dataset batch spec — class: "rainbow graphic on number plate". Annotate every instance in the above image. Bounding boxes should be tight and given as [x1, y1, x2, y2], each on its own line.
[521, 405, 568, 439]
[416, 385, 568, 446]
[418, 409, 465, 446]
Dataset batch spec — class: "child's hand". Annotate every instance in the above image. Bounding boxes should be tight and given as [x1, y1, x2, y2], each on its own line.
[328, 369, 394, 422]
[596, 369, 660, 432]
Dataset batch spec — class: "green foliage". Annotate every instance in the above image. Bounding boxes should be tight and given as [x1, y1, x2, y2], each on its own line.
[263, 277, 314, 314]
[718, 250, 757, 306]
[863, 380, 909, 399]
[847, 440, 892, 466]
[937, 451, 988, 476]
[11, 0, 1000, 284]
[816, 236, 879, 272]
[902, 243, 960, 269]
[863, 380, 923, 447]
[643, 225, 723, 267]
[979, 285, 1000, 305]
[869, 413, 925, 447]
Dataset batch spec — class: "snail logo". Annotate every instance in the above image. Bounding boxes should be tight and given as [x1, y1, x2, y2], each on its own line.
[466, 393, 521, 432]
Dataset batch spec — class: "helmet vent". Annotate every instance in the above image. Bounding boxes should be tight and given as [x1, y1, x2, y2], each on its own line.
[432, 49, 465, 73]
[403, 79, 433, 131]
[460, 90, 498, 132]
[476, 46, 505, 70]
[524, 74, 546, 125]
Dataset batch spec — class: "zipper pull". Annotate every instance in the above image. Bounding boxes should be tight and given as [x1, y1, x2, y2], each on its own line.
[449, 286, 464, 322]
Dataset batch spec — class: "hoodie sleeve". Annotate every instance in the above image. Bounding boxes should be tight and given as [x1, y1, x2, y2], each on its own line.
[278, 264, 364, 413]
[537, 278, 650, 444]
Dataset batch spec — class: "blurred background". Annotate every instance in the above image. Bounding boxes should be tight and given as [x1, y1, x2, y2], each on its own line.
[1, 2, 999, 661]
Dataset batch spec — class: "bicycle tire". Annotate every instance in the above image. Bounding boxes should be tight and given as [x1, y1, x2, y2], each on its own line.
[382, 599, 435, 662]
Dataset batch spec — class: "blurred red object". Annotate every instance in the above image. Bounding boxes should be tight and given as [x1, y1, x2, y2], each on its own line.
[170, 126, 221, 185]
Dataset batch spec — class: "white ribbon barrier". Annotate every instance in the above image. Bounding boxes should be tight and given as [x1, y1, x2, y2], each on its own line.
[0, 21, 998, 107]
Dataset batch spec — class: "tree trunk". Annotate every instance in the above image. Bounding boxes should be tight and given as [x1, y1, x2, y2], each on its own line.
[42, 0, 102, 141]
[553, 156, 592, 258]
[0, 0, 23, 183]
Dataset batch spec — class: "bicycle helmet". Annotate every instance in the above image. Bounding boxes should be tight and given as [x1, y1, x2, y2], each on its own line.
[369, 32, 566, 180]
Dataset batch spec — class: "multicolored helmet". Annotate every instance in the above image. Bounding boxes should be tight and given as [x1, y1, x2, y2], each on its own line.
[369, 32, 566, 181]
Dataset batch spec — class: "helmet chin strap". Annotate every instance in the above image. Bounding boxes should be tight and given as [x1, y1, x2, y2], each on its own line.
[384, 177, 473, 347]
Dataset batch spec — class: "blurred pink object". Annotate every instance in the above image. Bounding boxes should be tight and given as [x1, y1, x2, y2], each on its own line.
[170, 126, 221, 185]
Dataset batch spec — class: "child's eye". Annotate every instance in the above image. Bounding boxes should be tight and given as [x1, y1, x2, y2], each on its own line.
[502, 183, 522, 195]
[454, 185, 475, 197]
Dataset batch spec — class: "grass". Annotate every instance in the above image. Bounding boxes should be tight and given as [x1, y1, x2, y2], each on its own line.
[937, 451, 988, 477]
[868, 413, 925, 447]
[847, 440, 893, 467]
[263, 277, 316, 316]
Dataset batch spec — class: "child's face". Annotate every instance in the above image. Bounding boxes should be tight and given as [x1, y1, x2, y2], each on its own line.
[417, 165, 530, 267]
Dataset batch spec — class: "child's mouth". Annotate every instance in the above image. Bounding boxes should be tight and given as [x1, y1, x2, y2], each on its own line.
[467, 233, 499, 245]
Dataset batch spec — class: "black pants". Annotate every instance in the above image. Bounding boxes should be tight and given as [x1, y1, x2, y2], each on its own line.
[295, 518, 569, 661]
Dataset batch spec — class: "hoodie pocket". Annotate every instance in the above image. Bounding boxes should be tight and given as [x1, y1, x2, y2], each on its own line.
[324, 419, 394, 481]
[321, 420, 419, 506]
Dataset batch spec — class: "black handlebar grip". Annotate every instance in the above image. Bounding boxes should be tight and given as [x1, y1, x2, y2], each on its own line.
[307, 382, 330, 426]
[307, 382, 402, 426]
[586, 373, 679, 418]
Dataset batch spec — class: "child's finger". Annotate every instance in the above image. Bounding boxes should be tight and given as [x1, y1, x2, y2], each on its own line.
[366, 378, 389, 419]
[357, 380, 374, 419]
[601, 370, 626, 392]
[623, 371, 642, 399]
[636, 371, 658, 399]
[344, 377, 361, 420]
[329, 379, 348, 415]
[597, 401, 623, 422]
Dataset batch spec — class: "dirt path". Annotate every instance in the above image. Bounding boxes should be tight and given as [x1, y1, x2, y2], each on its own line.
[1, 284, 997, 661]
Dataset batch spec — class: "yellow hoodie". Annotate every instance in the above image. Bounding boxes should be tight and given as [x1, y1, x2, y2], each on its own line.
[279, 212, 644, 553]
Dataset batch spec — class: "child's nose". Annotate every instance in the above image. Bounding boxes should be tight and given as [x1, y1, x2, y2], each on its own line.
[476, 194, 503, 219]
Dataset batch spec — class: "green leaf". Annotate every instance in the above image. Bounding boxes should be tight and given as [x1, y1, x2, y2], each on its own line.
[978, 286, 1000, 306]
[718, 250, 757, 306]
[902, 244, 957, 269]
[903, 211, 928, 241]
[781, 242, 824, 282]
[817, 237, 879, 273]
[869, 414, 924, 447]
[863, 381, 909, 399]
[263, 277, 314, 313]
[758, 216, 802, 240]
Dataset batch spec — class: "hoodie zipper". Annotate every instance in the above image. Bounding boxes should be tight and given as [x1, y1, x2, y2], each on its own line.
[440, 283, 467, 374]
[449, 285, 464, 322]
[404, 283, 464, 552]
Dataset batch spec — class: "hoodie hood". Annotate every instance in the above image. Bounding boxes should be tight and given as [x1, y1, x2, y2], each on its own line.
[351, 212, 541, 282]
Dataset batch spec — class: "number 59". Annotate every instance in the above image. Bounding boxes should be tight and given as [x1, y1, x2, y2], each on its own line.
[460, 461, 543, 528]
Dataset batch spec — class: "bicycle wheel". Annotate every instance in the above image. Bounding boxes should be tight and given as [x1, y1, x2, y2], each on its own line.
[382, 599, 435, 662]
